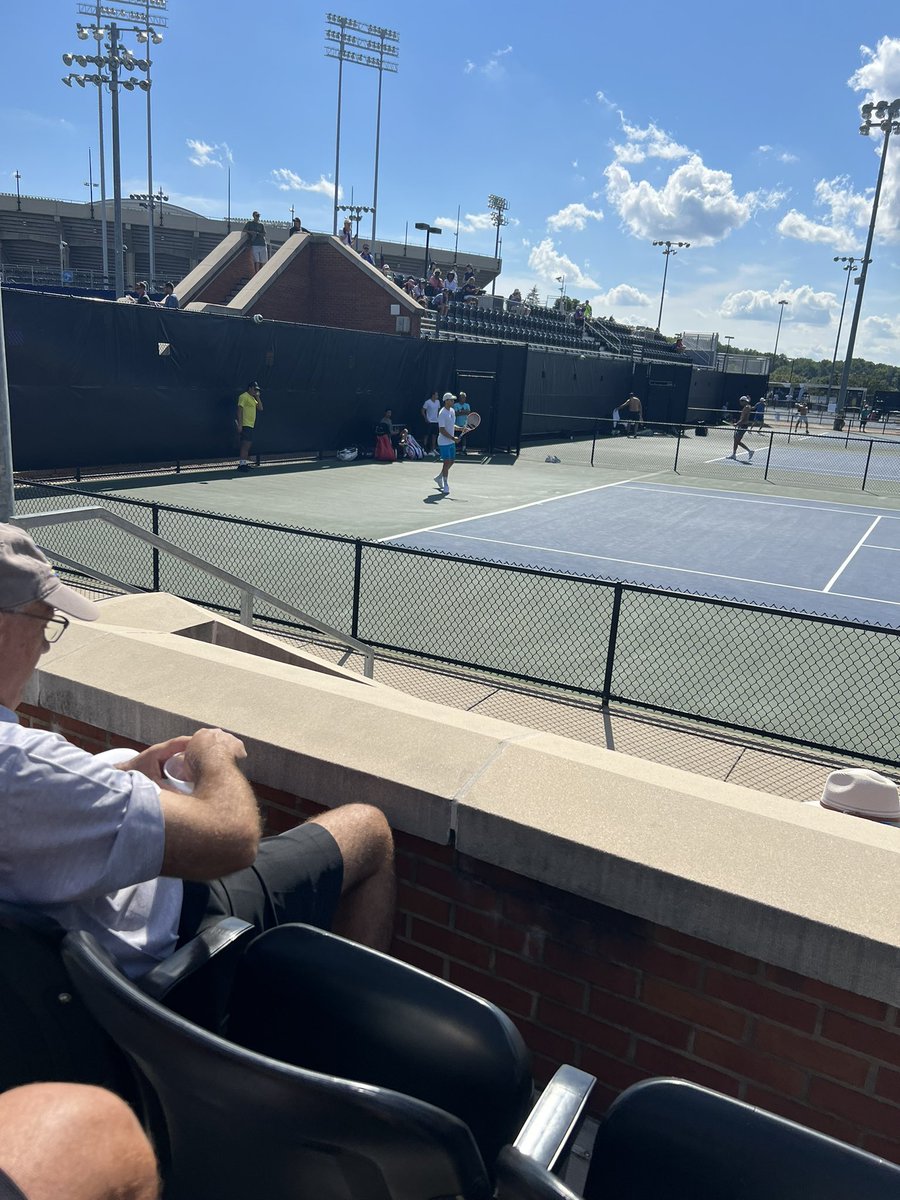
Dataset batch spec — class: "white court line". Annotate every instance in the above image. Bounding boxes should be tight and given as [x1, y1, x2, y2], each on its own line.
[828, 589, 900, 612]
[428, 530, 843, 598]
[865, 544, 900, 552]
[823, 517, 882, 593]
[378, 471, 662, 543]
[618, 483, 900, 522]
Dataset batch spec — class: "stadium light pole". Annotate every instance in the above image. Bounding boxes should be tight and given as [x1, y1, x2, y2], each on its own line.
[325, 14, 399, 239]
[0, 280, 13, 520]
[722, 334, 734, 373]
[772, 299, 789, 366]
[651, 240, 689, 331]
[59, 240, 68, 283]
[827, 255, 866, 407]
[13, 170, 21, 212]
[834, 98, 900, 429]
[415, 222, 440, 281]
[488, 194, 509, 296]
[84, 147, 98, 219]
[82, 1, 167, 288]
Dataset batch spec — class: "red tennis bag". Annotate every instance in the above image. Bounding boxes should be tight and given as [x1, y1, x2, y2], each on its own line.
[374, 433, 396, 462]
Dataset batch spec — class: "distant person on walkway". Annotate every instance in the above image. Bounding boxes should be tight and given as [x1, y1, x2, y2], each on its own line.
[727, 396, 754, 462]
[289, 217, 304, 236]
[793, 397, 809, 435]
[434, 392, 459, 496]
[236, 382, 263, 470]
[134, 281, 152, 305]
[340, 217, 353, 245]
[243, 211, 268, 274]
[859, 403, 870, 432]
[359, 243, 375, 265]
[421, 390, 440, 455]
[751, 397, 766, 433]
[623, 392, 642, 438]
[161, 281, 179, 309]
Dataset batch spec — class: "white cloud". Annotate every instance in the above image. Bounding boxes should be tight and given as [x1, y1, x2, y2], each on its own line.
[466, 44, 513, 79]
[596, 90, 616, 111]
[778, 152, 798, 164]
[778, 175, 874, 250]
[527, 238, 599, 290]
[186, 139, 232, 169]
[547, 202, 604, 232]
[848, 36, 900, 96]
[758, 144, 772, 153]
[271, 169, 336, 198]
[592, 284, 651, 308]
[719, 285, 836, 326]
[434, 211, 496, 234]
[464, 60, 475, 74]
[604, 116, 779, 246]
[856, 312, 900, 360]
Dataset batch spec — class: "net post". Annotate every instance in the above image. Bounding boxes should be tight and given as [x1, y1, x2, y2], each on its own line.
[672, 425, 681, 473]
[601, 583, 623, 704]
[763, 429, 774, 481]
[861, 439, 874, 492]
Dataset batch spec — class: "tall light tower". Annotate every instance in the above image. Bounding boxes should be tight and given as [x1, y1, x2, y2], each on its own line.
[834, 98, 900, 429]
[772, 298, 789, 366]
[488, 194, 509, 296]
[63, 24, 150, 296]
[80, 1, 168, 288]
[651, 240, 689, 331]
[828, 255, 867, 405]
[325, 13, 399, 240]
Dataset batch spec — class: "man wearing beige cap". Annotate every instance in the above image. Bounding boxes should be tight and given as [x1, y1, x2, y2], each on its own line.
[0, 524, 394, 978]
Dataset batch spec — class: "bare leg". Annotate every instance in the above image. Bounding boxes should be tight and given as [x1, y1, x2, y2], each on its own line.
[239, 438, 252, 461]
[308, 803, 395, 951]
[0, 1083, 159, 1200]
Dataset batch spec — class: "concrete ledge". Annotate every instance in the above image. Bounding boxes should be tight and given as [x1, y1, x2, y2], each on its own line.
[25, 593, 900, 1004]
[177, 231, 246, 308]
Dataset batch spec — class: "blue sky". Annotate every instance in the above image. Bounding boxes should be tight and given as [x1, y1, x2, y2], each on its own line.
[3, 2, 900, 364]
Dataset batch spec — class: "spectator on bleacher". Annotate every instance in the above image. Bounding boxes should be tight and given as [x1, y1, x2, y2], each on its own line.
[289, 217, 305, 236]
[444, 270, 458, 296]
[673, 333, 685, 352]
[134, 281, 152, 305]
[0, 523, 396, 980]
[507, 288, 522, 309]
[421, 389, 440, 455]
[381, 262, 393, 277]
[243, 212, 268, 274]
[404, 277, 423, 300]
[463, 264, 476, 285]
[340, 217, 353, 245]
[460, 277, 480, 303]
[161, 281, 179, 309]
[359, 243, 375, 265]
[574, 304, 585, 335]
[583, 300, 593, 322]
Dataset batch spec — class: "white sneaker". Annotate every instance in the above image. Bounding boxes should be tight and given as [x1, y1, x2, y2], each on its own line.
[434, 474, 444, 490]
[443, 484, 450, 496]
[748, 449, 754, 460]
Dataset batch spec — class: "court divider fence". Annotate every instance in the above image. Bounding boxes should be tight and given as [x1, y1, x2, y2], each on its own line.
[14, 479, 900, 767]
[518, 417, 900, 497]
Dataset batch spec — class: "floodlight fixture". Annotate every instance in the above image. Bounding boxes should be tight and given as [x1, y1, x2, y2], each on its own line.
[652, 239, 690, 330]
[834, 97, 900, 422]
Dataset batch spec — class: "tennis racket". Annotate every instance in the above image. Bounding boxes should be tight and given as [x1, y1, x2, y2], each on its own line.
[464, 411, 481, 431]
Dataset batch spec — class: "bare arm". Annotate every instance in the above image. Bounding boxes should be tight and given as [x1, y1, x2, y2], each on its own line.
[154, 728, 261, 880]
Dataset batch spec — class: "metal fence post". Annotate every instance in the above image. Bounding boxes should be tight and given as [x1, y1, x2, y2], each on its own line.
[351, 540, 363, 639]
[763, 430, 774, 481]
[151, 504, 160, 591]
[601, 583, 623, 704]
[672, 428, 682, 473]
[861, 439, 874, 492]
[591, 421, 598, 467]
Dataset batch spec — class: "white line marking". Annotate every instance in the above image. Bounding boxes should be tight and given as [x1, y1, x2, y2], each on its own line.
[865, 544, 900, 552]
[828, 589, 900, 611]
[378, 471, 662, 543]
[617, 484, 900, 522]
[426, 530, 840, 597]
[823, 517, 882, 592]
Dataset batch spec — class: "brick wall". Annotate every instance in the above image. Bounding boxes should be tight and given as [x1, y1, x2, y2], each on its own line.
[18, 704, 900, 1164]
[195, 244, 255, 306]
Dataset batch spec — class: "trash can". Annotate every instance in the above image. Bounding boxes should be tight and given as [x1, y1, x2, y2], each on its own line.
[695, 423, 708, 437]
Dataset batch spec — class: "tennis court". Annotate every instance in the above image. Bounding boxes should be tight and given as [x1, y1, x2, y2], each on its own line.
[385, 480, 900, 629]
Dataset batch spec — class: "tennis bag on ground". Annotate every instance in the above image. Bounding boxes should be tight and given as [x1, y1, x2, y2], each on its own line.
[374, 433, 396, 462]
[405, 433, 424, 459]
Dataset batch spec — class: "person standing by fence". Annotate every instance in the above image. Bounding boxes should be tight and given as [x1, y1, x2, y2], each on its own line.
[727, 397, 754, 462]
[794, 397, 809, 435]
[236, 382, 263, 471]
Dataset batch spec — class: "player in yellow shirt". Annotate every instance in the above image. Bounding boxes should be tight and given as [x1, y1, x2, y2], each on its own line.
[236, 382, 263, 470]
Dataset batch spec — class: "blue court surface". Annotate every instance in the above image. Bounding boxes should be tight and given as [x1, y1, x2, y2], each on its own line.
[384, 481, 900, 628]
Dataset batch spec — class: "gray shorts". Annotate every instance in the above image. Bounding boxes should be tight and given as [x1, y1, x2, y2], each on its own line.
[251, 245, 268, 264]
[178, 822, 344, 943]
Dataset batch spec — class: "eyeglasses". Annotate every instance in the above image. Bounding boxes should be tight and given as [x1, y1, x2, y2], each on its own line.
[2, 610, 70, 643]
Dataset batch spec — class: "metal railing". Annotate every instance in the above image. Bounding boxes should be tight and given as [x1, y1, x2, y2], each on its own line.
[12, 505, 375, 678]
[12, 482, 900, 766]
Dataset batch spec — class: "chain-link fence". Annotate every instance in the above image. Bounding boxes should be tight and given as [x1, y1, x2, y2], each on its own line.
[13, 481, 900, 765]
